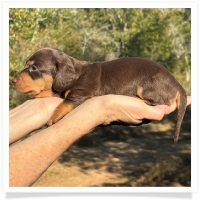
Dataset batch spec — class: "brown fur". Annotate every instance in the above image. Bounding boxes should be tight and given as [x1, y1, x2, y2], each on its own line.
[12, 48, 187, 143]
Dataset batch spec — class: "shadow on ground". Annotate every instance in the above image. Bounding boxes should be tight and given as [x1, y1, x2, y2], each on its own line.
[57, 106, 191, 187]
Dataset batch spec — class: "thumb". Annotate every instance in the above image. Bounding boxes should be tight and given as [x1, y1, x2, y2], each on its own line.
[146, 105, 170, 121]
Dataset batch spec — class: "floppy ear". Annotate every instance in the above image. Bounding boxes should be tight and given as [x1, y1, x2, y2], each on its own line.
[52, 55, 77, 92]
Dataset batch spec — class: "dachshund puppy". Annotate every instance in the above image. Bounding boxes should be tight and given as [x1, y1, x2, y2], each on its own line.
[12, 48, 187, 143]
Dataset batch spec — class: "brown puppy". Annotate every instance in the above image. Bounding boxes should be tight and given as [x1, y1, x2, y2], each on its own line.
[12, 48, 187, 143]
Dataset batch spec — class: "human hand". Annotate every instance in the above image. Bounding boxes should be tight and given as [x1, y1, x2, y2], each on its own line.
[9, 97, 63, 144]
[96, 95, 191, 126]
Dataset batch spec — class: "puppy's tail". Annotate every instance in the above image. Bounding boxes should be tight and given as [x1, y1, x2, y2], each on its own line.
[174, 87, 187, 143]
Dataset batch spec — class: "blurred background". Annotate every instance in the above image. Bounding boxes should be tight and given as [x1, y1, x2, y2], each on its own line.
[9, 8, 191, 187]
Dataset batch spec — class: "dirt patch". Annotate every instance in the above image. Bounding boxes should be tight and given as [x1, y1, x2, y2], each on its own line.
[33, 107, 191, 187]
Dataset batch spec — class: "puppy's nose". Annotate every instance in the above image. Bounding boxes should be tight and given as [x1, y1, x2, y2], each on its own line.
[12, 74, 20, 84]
[12, 78, 17, 84]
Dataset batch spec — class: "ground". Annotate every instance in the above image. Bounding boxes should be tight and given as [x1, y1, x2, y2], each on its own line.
[33, 107, 191, 187]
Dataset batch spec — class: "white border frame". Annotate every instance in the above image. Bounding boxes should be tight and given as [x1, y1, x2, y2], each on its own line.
[1, 0, 198, 196]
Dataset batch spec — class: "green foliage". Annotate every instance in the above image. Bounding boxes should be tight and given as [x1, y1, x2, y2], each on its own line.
[9, 8, 191, 109]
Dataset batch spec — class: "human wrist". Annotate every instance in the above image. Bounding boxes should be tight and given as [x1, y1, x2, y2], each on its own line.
[98, 95, 118, 125]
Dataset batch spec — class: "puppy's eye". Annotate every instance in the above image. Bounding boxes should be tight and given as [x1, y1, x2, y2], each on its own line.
[30, 65, 38, 71]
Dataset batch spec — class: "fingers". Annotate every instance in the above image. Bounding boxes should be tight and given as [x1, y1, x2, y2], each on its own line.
[143, 105, 167, 121]
[104, 95, 191, 124]
[148, 96, 191, 120]
[187, 96, 191, 106]
[102, 95, 168, 124]
[9, 97, 63, 144]
[167, 95, 191, 114]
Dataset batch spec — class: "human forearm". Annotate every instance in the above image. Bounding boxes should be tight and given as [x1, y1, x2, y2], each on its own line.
[9, 97, 105, 186]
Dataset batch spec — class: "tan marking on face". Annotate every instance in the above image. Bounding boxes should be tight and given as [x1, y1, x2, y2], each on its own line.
[43, 74, 54, 90]
[27, 60, 35, 66]
[14, 72, 54, 98]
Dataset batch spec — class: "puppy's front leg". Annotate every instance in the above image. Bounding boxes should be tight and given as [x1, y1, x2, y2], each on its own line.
[47, 100, 75, 126]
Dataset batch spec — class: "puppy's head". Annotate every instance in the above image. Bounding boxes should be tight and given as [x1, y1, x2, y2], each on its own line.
[12, 48, 77, 98]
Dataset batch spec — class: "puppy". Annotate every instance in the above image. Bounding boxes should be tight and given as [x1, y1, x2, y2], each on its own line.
[12, 48, 187, 143]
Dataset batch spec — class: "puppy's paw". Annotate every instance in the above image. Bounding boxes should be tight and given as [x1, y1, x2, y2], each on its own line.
[47, 101, 75, 126]
[47, 115, 61, 126]
[47, 120, 53, 126]
[47, 119, 54, 126]
[47, 109, 68, 126]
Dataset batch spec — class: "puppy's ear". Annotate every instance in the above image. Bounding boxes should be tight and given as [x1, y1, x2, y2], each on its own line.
[52, 53, 77, 92]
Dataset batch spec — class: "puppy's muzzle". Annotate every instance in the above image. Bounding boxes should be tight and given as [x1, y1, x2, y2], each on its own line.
[12, 74, 20, 85]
